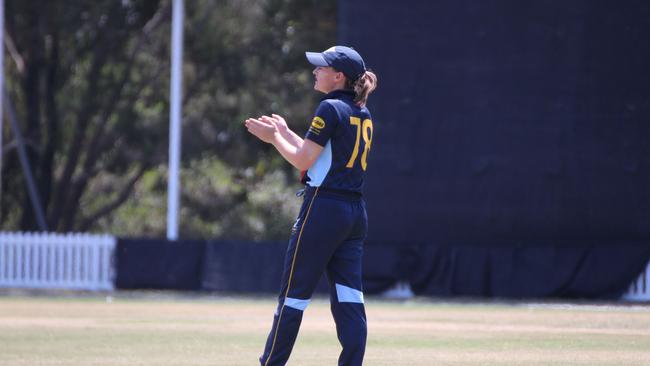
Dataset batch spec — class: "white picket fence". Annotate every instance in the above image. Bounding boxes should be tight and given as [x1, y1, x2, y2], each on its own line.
[0, 232, 116, 291]
[622, 261, 650, 301]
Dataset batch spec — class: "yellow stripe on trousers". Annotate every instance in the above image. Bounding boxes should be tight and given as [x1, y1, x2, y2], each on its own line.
[264, 187, 319, 366]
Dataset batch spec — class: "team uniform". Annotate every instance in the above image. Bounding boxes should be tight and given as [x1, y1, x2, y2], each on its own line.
[259, 89, 374, 366]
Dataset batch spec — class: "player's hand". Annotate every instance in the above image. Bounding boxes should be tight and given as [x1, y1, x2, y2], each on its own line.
[245, 117, 278, 143]
[272, 114, 288, 130]
[260, 114, 288, 132]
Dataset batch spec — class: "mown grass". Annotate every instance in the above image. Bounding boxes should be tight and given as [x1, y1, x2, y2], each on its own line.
[1, 292, 649, 365]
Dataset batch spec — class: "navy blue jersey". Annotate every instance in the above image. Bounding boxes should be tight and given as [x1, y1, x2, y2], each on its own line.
[302, 90, 374, 193]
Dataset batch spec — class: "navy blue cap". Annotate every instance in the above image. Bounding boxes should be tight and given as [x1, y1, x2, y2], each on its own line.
[305, 46, 366, 82]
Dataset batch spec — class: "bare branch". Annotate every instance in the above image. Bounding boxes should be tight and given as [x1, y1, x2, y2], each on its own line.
[82, 4, 170, 175]
[3, 30, 25, 74]
[48, 44, 109, 230]
[50, 2, 129, 229]
[78, 165, 147, 231]
[63, 58, 168, 231]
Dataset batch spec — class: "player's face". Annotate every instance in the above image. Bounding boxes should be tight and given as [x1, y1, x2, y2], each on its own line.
[313, 66, 344, 93]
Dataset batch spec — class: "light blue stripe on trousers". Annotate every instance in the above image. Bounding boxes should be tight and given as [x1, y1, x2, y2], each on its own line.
[284, 297, 311, 311]
[335, 283, 364, 303]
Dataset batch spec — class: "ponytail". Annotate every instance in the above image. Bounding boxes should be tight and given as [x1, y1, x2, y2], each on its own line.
[345, 71, 378, 107]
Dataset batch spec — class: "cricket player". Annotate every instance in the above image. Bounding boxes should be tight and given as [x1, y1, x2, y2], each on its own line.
[245, 45, 378, 366]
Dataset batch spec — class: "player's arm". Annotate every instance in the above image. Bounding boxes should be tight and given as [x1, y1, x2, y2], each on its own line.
[260, 114, 303, 148]
[245, 117, 322, 170]
[271, 135, 322, 171]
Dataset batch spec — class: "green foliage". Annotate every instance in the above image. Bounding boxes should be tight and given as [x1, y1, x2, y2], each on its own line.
[104, 156, 302, 240]
[1, 0, 335, 238]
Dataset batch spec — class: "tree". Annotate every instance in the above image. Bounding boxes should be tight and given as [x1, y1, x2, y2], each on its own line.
[1, 0, 335, 239]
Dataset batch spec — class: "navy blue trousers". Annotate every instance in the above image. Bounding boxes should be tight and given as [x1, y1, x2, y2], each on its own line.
[260, 187, 368, 366]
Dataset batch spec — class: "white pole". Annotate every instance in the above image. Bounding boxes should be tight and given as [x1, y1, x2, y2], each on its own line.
[0, 0, 5, 219]
[167, 0, 184, 240]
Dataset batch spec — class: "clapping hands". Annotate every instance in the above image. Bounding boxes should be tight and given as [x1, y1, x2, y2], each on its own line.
[244, 114, 287, 143]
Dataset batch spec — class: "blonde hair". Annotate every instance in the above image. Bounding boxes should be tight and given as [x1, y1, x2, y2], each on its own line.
[346, 71, 378, 107]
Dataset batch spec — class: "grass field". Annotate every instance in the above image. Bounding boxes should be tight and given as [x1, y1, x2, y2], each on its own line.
[1, 292, 649, 366]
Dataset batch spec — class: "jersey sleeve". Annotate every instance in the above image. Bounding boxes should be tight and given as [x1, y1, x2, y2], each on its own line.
[304, 101, 338, 146]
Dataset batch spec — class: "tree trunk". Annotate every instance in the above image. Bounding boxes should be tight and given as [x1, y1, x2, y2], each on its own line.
[40, 28, 60, 228]
[19, 4, 45, 231]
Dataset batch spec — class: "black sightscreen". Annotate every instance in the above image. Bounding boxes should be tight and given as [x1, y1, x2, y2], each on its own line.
[339, 1, 650, 245]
